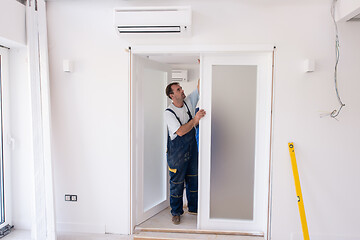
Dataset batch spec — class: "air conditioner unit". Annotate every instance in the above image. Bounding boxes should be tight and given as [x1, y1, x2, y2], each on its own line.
[114, 6, 191, 34]
[172, 70, 188, 82]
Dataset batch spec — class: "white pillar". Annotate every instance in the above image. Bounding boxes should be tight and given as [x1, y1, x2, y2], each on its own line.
[26, 0, 56, 239]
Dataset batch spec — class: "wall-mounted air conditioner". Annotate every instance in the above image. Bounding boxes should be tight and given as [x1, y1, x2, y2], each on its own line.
[114, 6, 191, 34]
[172, 70, 188, 82]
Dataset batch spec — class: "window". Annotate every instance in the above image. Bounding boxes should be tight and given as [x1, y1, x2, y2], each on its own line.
[0, 46, 11, 230]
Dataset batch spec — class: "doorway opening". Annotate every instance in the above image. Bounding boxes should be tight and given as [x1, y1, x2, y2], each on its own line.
[131, 52, 200, 231]
[130, 46, 274, 239]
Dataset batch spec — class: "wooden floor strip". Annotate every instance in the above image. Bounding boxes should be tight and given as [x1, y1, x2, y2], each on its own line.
[136, 227, 264, 237]
[134, 237, 189, 240]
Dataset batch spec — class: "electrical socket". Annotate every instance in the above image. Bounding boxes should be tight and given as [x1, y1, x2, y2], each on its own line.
[65, 194, 77, 202]
[65, 194, 71, 201]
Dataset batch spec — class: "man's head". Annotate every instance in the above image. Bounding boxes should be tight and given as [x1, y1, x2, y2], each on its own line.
[166, 82, 186, 101]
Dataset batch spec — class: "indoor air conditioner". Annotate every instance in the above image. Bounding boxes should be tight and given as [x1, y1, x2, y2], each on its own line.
[172, 70, 188, 82]
[114, 6, 191, 34]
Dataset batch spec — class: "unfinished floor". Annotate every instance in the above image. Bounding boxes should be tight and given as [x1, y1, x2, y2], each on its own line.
[134, 207, 264, 240]
[7, 230, 263, 240]
[7, 208, 264, 239]
[137, 207, 197, 230]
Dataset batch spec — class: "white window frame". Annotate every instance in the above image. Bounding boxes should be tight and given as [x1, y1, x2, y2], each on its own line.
[0, 46, 12, 230]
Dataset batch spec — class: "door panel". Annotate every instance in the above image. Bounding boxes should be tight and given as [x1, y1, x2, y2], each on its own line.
[198, 53, 272, 235]
[210, 65, 257, 221]
[143, 68, 168, 212]
[132, 55, 171, 225]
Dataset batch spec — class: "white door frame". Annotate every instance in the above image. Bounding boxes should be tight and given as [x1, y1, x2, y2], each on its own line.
[129, 45, 275, 238]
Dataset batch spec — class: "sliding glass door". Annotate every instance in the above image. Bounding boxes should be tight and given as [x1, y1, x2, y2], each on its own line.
[0, 49, 4, 225]
[198, 52, 273, 236]
[0, 47, 11, 229]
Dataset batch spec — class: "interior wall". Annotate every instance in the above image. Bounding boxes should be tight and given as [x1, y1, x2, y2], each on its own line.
[46, 1, 131, 234]
[0, 0, 26, 47]
[45, 0, 360, 238]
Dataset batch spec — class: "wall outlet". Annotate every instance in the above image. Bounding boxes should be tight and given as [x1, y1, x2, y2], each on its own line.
[65, 194, 77, 201]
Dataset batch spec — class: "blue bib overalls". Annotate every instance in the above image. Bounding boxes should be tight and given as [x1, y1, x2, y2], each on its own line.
[166, 102, 198, 216]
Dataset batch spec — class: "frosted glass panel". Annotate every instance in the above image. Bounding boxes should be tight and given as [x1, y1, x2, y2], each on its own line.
[143, 69, 167, 211]
[210, 65, 257, 220]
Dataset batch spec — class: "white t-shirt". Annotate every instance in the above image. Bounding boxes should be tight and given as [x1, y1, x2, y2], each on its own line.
[165, 89, 199, 140]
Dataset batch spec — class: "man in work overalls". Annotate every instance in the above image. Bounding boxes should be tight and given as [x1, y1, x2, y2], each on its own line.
[164, 81, 206, 225]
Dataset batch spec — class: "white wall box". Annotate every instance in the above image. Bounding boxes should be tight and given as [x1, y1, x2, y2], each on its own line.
[304, 59, 315, 72]
[63, 60, 73, 72]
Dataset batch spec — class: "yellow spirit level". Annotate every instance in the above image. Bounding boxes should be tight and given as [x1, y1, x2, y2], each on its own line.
[288, 142, 310, 240]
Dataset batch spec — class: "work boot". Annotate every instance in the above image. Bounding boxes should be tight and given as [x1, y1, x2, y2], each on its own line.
[172, 215, 180, 225]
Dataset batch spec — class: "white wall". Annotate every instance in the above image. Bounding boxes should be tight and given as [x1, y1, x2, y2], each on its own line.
[45, 0, 360, 239]
[46, 1, 131, 234]
[0, 0, 26, 47]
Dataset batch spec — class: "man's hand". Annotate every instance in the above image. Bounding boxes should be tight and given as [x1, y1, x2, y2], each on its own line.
[176, 109, 206, 136]
[194, 109, 206, 125]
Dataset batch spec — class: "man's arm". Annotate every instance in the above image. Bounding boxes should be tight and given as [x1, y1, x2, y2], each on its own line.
[176, 109, 206, 136]
[188, 81, 200, 110]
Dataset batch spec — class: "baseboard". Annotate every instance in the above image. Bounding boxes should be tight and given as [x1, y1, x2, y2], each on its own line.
[291, 233, 360, 240]
[56, 222, 106, 234]
[11, 220, 31, 231]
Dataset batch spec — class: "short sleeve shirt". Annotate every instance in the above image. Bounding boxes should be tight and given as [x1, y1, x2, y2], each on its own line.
[165, 89, 199, 140]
